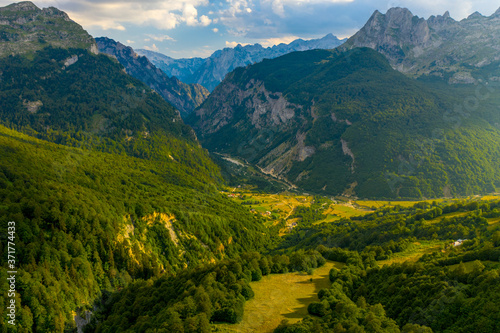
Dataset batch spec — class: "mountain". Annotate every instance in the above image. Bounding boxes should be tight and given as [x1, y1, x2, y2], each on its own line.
[134, 50, 205, 82]
[343, 7, 500, 83]
[137, 33, 346, 91]
[188, 47, 500, 199]
[0, 2, 274, 331]
[0, 1, 97, 56]
[96, 37, 209, 118]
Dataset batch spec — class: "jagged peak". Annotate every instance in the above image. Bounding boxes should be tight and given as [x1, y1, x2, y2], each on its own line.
[443, 11, 450, 19]
[467, 11, 484, 19]
[492, 7, 500, 17]
[365, 7, 415, 25]
[385, 7, 414, 17]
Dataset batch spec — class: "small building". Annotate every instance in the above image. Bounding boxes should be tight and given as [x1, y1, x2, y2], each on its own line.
[452, 239, 466, 247]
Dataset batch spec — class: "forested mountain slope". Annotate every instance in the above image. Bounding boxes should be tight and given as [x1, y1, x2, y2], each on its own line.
[96, 37, 209, 118]
[0, 2, 276, 331]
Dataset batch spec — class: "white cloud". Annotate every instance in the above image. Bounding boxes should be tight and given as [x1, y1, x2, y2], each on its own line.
[259, 35, 300, 47]
[225, 41, 250, 47]
[145, 34, 176, 42]
[199, 15, 212, 26]
[126, 40, 135, 44]
[212, 27, 219, 33]
[143, 43, 160, 52]
[34, 0, 213, 31]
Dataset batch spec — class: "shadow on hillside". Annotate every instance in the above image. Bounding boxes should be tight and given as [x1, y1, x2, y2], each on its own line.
[282, 267, 333, 319]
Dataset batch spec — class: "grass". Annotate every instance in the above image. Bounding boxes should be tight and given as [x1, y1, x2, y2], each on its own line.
[377, 240, 445, 266]
[216, 261, 344, 333]
[223, 189, 500, 234]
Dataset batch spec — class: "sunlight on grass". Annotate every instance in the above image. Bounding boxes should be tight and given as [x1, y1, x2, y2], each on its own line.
[377, 241, 445, 266]
[216, 261, 343, 333]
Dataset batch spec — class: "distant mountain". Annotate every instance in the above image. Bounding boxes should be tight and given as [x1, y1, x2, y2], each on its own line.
[188, 47, 500, 199]
[138, 33, 346, 91]
[343, 7, 500, 83]
[0, 1, 97, 56]
[135, 51, 205, 82]
[96, 37, 209, 118]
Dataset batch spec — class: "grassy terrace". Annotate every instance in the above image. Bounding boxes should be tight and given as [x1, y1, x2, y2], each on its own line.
[216, 261, 344, 333]
[222, 187, 500, 232]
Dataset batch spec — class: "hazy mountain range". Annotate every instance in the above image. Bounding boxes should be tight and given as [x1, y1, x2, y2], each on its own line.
[137, 33, 346, 91]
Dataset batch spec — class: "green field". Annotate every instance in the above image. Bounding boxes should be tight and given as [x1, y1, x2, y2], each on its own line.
[377, 240, 445, 266]
[216, 261, 344, 333]
[223, 190, 500, 233]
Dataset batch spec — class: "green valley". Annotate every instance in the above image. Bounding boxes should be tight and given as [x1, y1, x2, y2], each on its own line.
[189, 47, 500, 199]
[2, 1, 500, 333]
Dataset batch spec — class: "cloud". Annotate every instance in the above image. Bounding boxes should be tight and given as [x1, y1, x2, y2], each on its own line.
[259, 35, 301, 47]
[32, 0, 213, 31]
[212, 27, 219, 33]
[126, 40, 135, 44]
[145, 34, 176, 42]
[225, 41, 250, 47]
[199, 15, 212, 26]
[143, 43, 160, 52]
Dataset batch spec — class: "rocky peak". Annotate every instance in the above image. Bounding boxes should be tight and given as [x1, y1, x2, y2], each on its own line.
[384, 7, 414, 22]
[345, 6, 500, 78]
[493, 7, 500, 18]
[427, 11, 455, 29]
[467, 11, 484, 20]
[349, 7, 431, 56]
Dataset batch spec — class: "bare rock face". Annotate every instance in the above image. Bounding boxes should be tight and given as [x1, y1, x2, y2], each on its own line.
[0, 1, 97, 57]
[96, 37, 209, 117]
[193, 78, 301, 135]
[344, 6, 500, 79]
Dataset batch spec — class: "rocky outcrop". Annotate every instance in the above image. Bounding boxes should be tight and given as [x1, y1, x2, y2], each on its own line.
[192, 79, 300, 134]
[344, 6, 500, 79]
[0, 1, 96, 57]
[138, 33, 346, 91]
[96, 37, 209, 117]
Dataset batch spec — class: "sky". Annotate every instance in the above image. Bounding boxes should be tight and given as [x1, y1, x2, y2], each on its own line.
[4, 0, 499, 58]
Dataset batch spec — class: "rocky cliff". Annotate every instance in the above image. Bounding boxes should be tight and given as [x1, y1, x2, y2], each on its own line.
[344, 7, 500, 82]
[96, 37, 209, 118]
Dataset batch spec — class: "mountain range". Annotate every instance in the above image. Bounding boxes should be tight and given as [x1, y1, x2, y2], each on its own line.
[137, 33, 346, 91]
[343, 7, 500, 83]
[188, 8, 500, 199]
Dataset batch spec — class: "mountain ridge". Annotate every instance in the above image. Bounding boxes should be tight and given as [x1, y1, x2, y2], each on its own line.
[137, 33, 346, 91]
[343, 6, 500, 82]
[96, 37, 209, 118]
